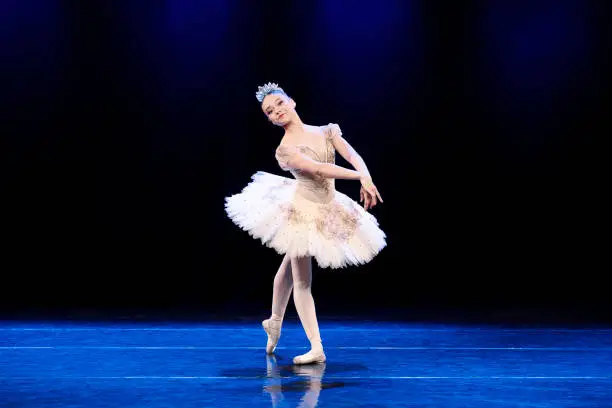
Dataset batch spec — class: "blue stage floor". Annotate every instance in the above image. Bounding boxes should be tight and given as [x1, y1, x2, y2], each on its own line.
[1, 320, 611, 407]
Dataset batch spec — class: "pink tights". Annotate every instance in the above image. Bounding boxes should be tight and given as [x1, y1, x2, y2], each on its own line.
[269, 254, 323, 353]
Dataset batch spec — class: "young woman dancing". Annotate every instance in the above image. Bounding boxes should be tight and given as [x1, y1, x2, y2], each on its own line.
[225, 83, 386, 364]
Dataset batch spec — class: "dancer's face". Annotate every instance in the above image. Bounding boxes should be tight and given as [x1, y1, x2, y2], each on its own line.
[262, 92, 296, 126]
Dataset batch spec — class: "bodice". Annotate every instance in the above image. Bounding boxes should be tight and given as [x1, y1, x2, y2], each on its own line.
[275, 124, 339, 204]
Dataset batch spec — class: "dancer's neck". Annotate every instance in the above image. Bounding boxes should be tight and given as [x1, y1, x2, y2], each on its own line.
[283, 117, 306, 134]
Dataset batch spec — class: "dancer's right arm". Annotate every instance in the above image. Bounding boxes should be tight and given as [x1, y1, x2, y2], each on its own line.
[276, 145, 362, 180]
[313, 162, 362, 180]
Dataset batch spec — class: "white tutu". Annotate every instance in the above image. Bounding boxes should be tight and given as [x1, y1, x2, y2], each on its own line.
[225, 171, 386, 269]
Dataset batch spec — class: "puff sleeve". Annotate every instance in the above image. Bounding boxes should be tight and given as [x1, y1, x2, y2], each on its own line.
[325, 123, 342, 142]
[275, 144, 298, 171]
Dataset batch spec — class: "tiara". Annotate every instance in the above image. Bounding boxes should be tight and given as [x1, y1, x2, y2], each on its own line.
[255, 82, 284, 102]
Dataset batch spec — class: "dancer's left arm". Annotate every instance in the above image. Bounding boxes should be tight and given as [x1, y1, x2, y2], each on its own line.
[329, 127, 383, 210]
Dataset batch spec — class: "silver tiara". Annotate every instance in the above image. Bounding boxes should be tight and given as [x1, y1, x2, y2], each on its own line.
[255, 82, 284, 102]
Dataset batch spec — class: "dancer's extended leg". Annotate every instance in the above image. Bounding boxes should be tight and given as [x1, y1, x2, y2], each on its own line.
[262, 254, 293, 354]
[291, 256, 326, 364]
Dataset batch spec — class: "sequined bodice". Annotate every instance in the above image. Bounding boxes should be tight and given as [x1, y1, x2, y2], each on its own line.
[276, 125, 338, 204]
[292, 137, 335, 203]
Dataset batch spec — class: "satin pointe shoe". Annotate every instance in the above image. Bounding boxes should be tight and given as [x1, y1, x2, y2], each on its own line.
[262, 318, 282, 354]
[293, 348, 326, 365]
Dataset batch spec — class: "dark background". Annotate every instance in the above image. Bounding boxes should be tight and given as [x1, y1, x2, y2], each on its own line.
[2, 1, 610, 322]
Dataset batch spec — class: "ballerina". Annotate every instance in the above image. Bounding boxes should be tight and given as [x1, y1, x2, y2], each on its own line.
[225, 82, 386, 364]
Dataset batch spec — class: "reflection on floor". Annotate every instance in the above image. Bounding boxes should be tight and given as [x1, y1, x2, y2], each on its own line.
[1, 320, 611, 407]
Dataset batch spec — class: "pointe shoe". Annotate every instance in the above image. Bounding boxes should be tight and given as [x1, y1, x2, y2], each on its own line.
[292, 348, 326, 365]
[262, 318, 282, 354]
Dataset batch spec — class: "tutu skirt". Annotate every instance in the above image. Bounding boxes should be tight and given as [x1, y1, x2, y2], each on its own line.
[225, 171, 386, 269]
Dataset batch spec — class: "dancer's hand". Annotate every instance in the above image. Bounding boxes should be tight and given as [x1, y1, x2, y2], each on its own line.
[360, 176, 383, 210]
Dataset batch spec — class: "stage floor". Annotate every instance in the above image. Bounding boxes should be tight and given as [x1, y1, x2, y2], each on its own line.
[1, 319, 611, 407]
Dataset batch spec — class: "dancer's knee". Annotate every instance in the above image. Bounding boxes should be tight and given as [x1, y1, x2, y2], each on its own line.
[290, 256, 312, 291]
[293, 277, 311, 292]
[274, 270, 291, 288]
[273, 256, 292, 288]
